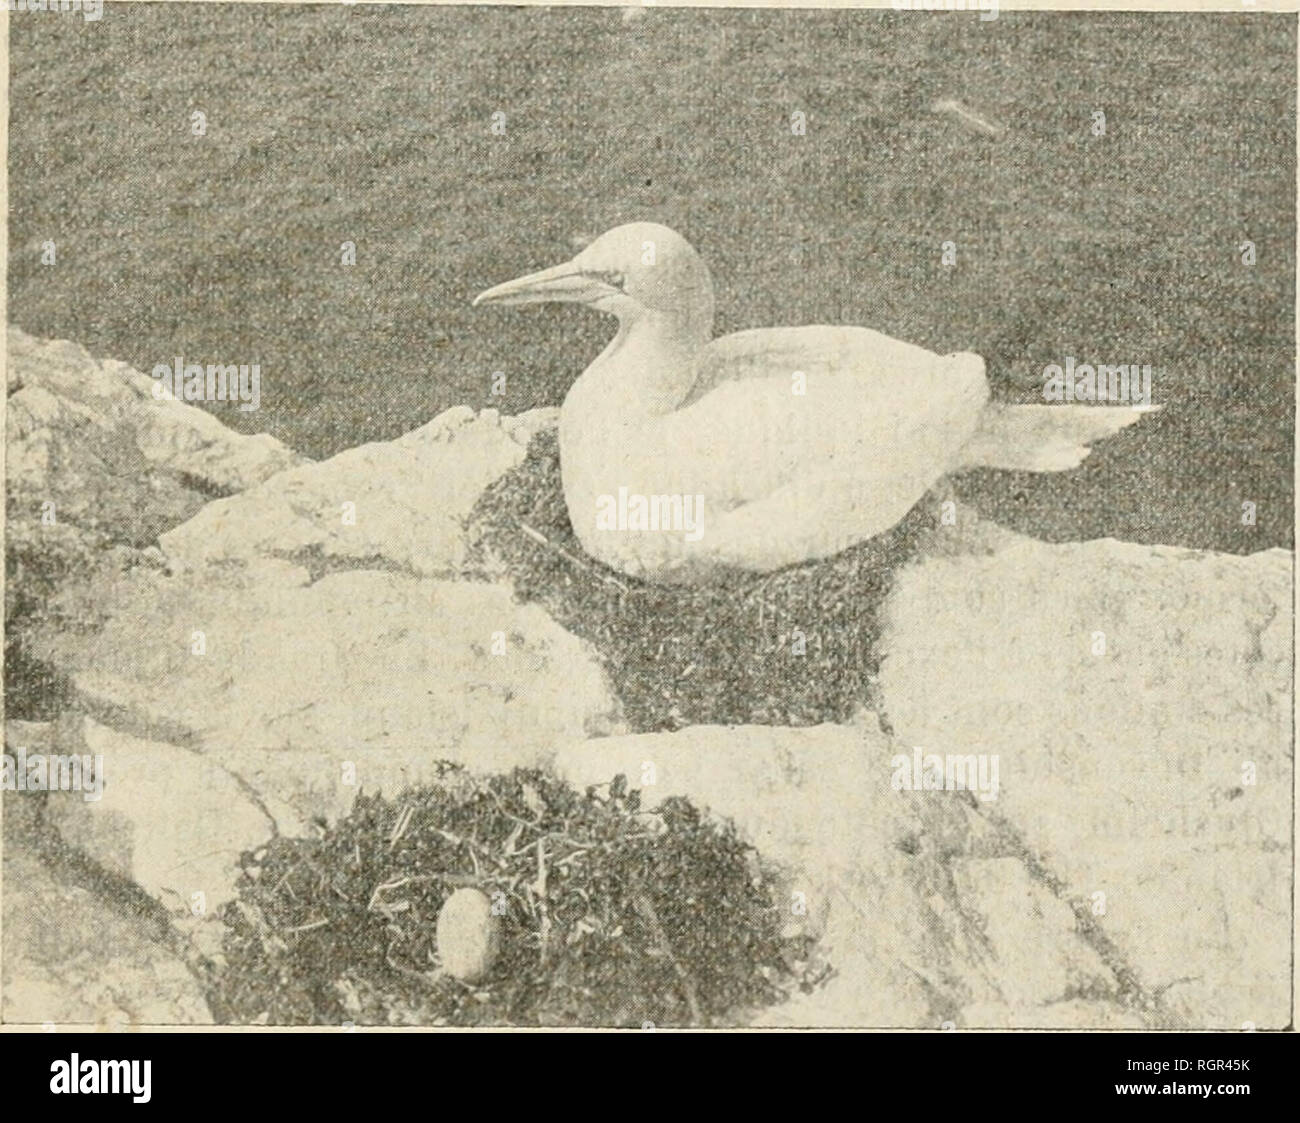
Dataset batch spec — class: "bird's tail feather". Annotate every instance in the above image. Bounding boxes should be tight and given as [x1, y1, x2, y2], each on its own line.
[959, 403, 1159, 472]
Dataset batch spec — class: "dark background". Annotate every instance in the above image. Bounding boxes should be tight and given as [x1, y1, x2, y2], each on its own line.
[8, 3, 1295, 551]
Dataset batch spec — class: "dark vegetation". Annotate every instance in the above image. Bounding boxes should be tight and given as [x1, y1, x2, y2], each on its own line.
[215, 766, 828, 1027]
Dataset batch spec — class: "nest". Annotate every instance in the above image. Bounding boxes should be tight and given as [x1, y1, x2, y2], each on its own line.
[214, 767, 828, 1027]
[467, 427, 936, 731]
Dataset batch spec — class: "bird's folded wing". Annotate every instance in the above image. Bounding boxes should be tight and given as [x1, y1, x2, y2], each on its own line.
[650, 326, 987, 508]
[680, 325, 944, 406]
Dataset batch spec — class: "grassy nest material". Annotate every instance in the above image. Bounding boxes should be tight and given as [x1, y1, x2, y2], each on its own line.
[214, 766, 828, 1027]
[467, 427, 936, 731]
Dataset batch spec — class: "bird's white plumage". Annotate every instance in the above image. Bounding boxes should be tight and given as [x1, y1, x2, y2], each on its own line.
[559, 324, 988, 580]
[475, 223, 1154, 583]
[671, 326, 989, 508]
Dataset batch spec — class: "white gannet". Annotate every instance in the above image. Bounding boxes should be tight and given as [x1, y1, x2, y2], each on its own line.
[474, 222, 1156, 584]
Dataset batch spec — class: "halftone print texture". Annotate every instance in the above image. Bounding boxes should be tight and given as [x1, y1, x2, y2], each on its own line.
[3, 2, 1294, 1031]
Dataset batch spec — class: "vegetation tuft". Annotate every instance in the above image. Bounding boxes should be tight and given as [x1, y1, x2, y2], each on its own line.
[214, 766, 827, 1026]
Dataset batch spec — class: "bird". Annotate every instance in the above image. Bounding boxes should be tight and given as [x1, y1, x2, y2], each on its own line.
[473, 222, 1157, 585]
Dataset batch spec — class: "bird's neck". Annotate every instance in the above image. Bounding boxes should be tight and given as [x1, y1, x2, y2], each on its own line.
[568, 310, 709, 421]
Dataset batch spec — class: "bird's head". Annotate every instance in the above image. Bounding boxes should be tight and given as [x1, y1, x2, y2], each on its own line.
[473, 222, 714, 338]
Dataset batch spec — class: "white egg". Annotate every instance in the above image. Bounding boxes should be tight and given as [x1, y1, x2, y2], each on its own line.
[435, 888, 501, 983]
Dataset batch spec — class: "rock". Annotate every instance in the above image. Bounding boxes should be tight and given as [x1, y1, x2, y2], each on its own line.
[2, 815, 213, 1026]
[946, 857, 1127, 1016]
[42, 563, 621, 835]
[555, 722, 1142, 1028]
[159, 405, 559, 577]
[9, 335, 1288, 1029]
[878, 537, 1292, 1028]
[5, 718, 55, 757]
[40, 718, 276, 918]
[6, 328, 304, 547]
[7, 333, 615, 926]
[5, 330, 308, 725]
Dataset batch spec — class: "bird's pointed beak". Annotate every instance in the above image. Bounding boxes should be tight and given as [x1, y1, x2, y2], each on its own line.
[472, 260, 617, 308]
